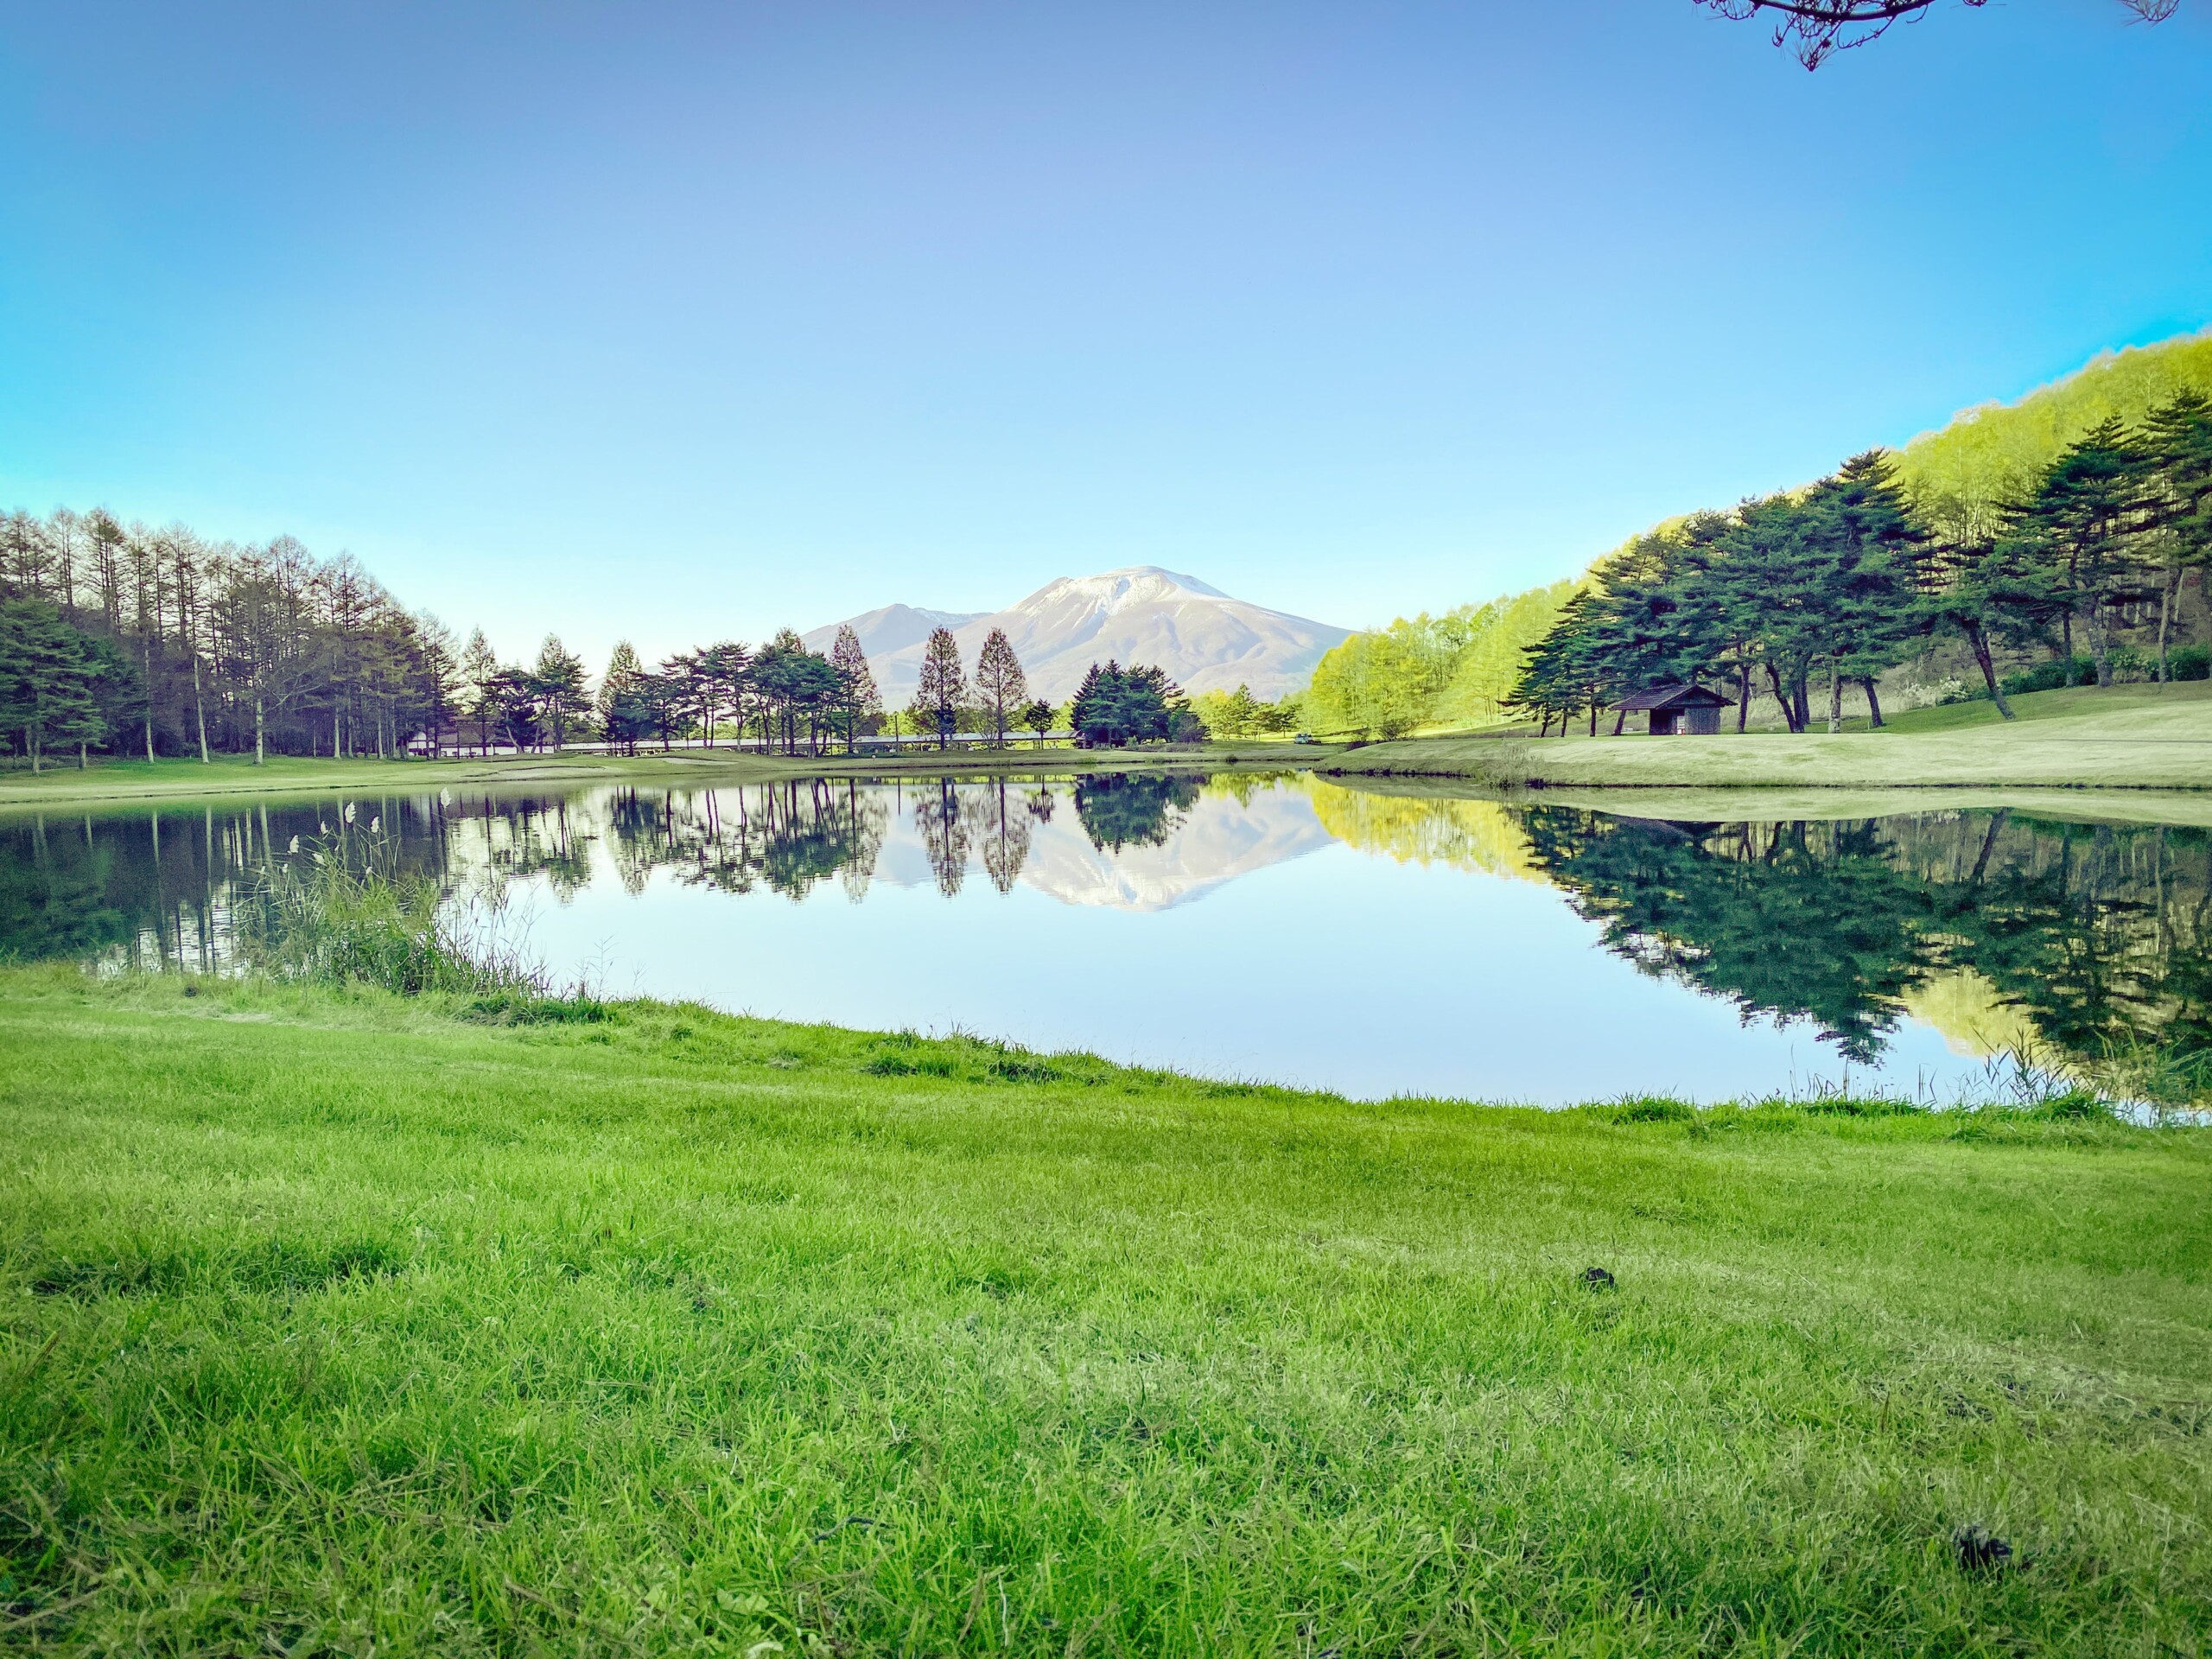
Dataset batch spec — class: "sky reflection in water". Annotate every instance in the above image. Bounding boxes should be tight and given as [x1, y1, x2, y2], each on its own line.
[3, 772, 2202, 1107]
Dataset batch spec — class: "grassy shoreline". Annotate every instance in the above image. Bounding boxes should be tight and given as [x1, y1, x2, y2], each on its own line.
[0, 741, 1325, 813]
[3, 684, 2208, 812]
[2, 965, 2208, 1653]
[1325, 681, 2212, 792]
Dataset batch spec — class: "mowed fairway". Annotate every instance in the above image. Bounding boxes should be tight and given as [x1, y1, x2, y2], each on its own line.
[1336, 682, 2212, 791]
[2, 969, 2209, 1656]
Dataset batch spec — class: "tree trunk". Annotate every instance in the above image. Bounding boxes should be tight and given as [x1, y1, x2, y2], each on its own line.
[1764, 664, 1798, 733]
[1588, 702, 1598, 736]
[26, 729, 40, 774]
[254, 695, 266, 765]
[1827, 663, 1842, 734]
[193, 657, 210, 762]
[1859, 677, 1883, 728]
[1962, 618, 2015, 719]
[1611, 708, 1626, 735]
[2082, 603, 2113, 688]
[1736, 665, 1751, 733]
[143, 642, 156, 762]
[1792, 671, 1810, 734]
[2157, 567, 2181, 683]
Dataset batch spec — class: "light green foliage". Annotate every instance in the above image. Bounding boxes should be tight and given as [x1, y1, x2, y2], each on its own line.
[1, 968, 2206, 1652]
[1429, 581, 1580, 726]
[1896, 330, 2212, 521]
[1306, 581, 1576, 737]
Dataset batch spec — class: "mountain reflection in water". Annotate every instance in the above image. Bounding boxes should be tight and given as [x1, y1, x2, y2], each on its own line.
[0, 774, 2203, 1104]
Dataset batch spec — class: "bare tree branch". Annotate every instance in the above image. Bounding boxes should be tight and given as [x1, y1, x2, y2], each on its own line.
[1696, 0, 2177, 69]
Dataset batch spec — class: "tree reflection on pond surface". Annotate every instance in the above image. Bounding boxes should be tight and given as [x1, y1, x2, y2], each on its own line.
[1, 775, 2202, 1105]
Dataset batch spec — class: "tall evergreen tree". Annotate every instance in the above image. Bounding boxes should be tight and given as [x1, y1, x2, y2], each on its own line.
[0, 600, 106, 771]
[531, 635, 589, 750]
[2007, 416, 2158, 688]
[2142, 389, 2212, 682]
[595, 640, 649, 754]
[1796, 450, 1922, 728]
[460, 629, 500, 754]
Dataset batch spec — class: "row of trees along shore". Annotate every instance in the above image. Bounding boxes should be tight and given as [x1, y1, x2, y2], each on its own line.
[2, 512, 453, 771]
[1507, 391, 2212, 734]
[0, 511, 1205, 767]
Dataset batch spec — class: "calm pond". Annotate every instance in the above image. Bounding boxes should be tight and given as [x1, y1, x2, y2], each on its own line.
[3, 772, 2206, 1107]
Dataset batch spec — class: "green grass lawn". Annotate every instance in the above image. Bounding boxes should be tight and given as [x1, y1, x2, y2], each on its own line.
[1334, 681, 2212, 791]
[3, 967, 2207, 1655]
[1872, 680, 2212, 734]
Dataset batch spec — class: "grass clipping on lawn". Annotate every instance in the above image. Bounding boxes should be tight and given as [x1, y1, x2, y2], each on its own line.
[1, 961, 2208, 1656]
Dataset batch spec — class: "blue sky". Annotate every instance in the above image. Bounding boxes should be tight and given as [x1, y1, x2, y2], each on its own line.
[2, 1, 2207, 664]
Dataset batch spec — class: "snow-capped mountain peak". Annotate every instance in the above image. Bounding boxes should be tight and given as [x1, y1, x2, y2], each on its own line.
[1012, 567, 1232, 621]
[807, 569, 1349, 702]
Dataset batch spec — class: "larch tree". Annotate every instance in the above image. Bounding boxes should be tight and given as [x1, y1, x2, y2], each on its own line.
[910, 626, 968, 750]
[829, 624, 880, 753]
[971, 627, 1027, 748]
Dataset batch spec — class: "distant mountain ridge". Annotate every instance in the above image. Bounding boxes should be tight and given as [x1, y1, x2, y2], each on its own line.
[798, 603, 982, 661]
[807, 566, 1349, 703]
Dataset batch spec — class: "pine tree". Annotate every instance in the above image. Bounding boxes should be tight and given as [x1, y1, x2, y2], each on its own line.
[972, 627, 1027, 748]
[911, 626, 968, 750]
[1797, 451, 1923, 728]
[0, 600, 106, 772]
[460, 629, 500, 754]
[596, 640, 649, 753]
[532, 635, 589, 750]
[2008, 416, 2158, 687]
[2142, 390, 2212, 682]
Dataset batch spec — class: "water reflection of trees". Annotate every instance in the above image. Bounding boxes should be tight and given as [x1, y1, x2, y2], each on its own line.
[0, 778, 1077, 967]
[1071, 773, 1203, 853]
[0, 796, 454, 972]
[1516, 807, 2211, 1096]
[594, 782, 891, 901]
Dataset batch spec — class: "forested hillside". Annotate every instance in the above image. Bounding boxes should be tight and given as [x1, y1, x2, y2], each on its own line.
[1299, 331, 2212, 739]
[1303, 580, 1577, 737]
[1509, 378, 2212, 734]
[1897, 333, 2212, 524]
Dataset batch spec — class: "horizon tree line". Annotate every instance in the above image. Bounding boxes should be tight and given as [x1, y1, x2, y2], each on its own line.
[0, 506, 1221, 768]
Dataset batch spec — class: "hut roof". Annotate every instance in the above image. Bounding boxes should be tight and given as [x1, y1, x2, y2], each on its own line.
[1615, 682, 1732, 713]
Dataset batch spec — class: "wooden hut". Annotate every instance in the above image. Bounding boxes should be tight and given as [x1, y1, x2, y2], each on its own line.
[1616, 683, 1729, 736]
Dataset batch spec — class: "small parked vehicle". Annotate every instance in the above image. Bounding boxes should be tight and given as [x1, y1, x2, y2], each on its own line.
[1293, 731, 1316, 745]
